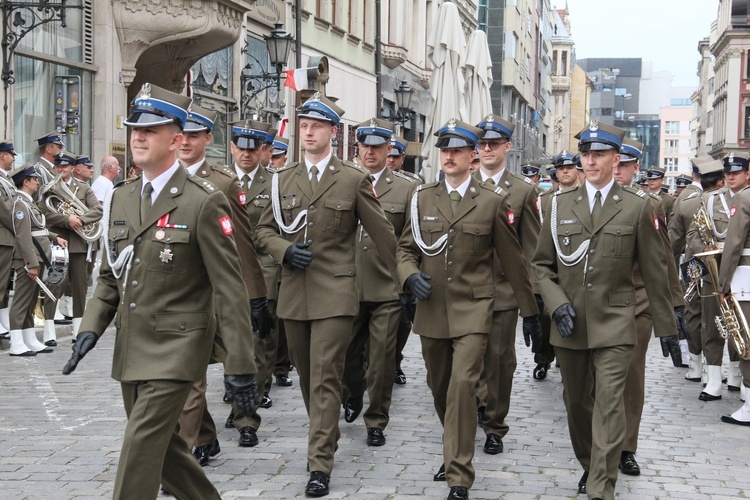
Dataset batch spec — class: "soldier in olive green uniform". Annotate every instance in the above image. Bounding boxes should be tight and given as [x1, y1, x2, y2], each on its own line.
[398, 119, 537, 500]
[256, 93, 400, 498]
[62, 84, 260, 500]
[0, 141, 18, 339]
[341, 119, 416, 446]
[533, 122, 674, 499]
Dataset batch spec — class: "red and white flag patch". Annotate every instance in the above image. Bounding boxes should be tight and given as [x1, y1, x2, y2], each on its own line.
[731, 206, 737, 217]
[370, 184, 378, 199]
[507, 210, 515, 225]
[238, 192, 247, 206]
[653, 217, 660, 231]
[219, 215, 233, 236]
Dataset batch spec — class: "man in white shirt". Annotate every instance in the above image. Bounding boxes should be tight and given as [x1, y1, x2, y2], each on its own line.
[90, 156, 121, 203]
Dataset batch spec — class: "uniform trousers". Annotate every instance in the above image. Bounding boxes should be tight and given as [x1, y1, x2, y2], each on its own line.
[556, 344, 633, 500]
[115, 379, 220, 500]
[273, 321, 291, 378]
[258, 299, 280, 394]
[177, 375, 217, 449]
[479, 309, 519, 438]
[421, 333, 487, 489]
[43, 252, 87, 318]
[285, 316, 354, 475]
[700, 280, 724, 365]
[622, 300, 652, 454]
[533, 309, 555, 366]
[342, 300, 401, 430]
[0, 246, 12, 308]
[394, 311, 412, 372]
[9, 263, 39, 329]
[685, 292, 702, 355]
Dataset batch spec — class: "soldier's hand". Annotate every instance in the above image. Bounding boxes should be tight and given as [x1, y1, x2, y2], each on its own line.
[250, 298, 274, 339]
[674, 306, 691, 340]
[522, 314, 542, 352]
[283, 243, 313, 270]
[660, 335, 682, 367]
[405, 273, 432, 301]
[552, 304, 576, 338]
[399, 294, 416, 322]
[62, 331, 98, 375]
[27, 266, 39, 280]
[224, 374, 260, 417]
[68, 215, 83, 230]
[56, 236, 68, 248]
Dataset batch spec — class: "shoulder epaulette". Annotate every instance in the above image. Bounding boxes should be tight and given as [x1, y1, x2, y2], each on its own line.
[685, 191, 701, 200]
[342, 160, 364, 172]
[480, 183, 505, 196]
[187, 175, 218, 194]
[390, 170, 414, 183]
[418, 181, 439, 192]
[275, 162, 299, 174]
[207, 164, 236, 179]
[114, 176, 140, 189]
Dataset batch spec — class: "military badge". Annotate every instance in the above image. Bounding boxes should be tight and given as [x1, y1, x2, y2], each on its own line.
[239, 192, 247, 206]
[159, 248, 173, 263]
[507, 210, 515, 225]
[155, 229, 165, 240]
[589, 120, 599, 132]
[731, 206, 737, 217]
[219, 215, 233, 236]
[15, 210, 23, 220]
[563, 236, 570, 246]
[653, 217, 660, 231]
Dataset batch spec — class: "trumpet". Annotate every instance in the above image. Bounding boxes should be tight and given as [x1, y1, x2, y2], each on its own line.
[715, 293, 750, 360]
[42, 175, 103, 242]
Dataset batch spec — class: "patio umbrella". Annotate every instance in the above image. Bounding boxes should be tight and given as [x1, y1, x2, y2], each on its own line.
[464, 29, 493, 125]
[420, 1, 468, 182]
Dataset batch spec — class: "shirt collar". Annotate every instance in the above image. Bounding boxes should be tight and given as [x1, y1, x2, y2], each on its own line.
[369, 165, 388, 185]
[585, 177, 615, 208]
[184, 157, 205, 176]
[234, 163, 257, 181]
[305, 152, 332, 178]
[142, 161, 180, 201]
[479, 168, 502, 185]
[19, 190, 33, 202]
[445, 175, 471, 198]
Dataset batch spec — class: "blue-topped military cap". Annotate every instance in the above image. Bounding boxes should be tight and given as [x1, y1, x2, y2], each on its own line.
[575, 120, 625, 152]
[691, 155, 713, 176]
[723, 151, 750, 172]
[476, 113, 514, 140]
[36, 131, 64, 147]
[646, 166, 666, 179]
[637, 175, 648, 186]
[0, 140, 17, 156]
[389, 137, 407, 157]
[549, 168, 558, 182]
[356, 118, 395, 146]
[620, 137, 643, 163]
[124, 83, 192, 130]
[697, 159, 725, 180]
[184, 104, 217, 132]
[230, 119, 271, 150]
[674, 175, 692, 188]
[53, 151, 77, 166]
[265, 128, 277, 145]
[75, 154, 94, 168]
[297, 92, 345, 126]
[10, 163, 40, 185]
[434, 118, 481, 149]
[272, 137, 289, 156]
[552, 150, 576, 168]
[521, 161, 542, 177]
[575, 155, 583, 170]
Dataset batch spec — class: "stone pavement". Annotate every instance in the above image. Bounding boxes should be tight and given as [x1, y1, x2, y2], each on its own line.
[1, 321, 749, 499]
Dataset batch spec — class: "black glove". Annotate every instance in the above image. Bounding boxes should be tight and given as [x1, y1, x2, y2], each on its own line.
[552, 304, 576, 338]
[534, 294, 545, 314]
[250, 298, 274, 339]
[399, 294, 416, 323]
[405, 272, 432, 301]
[62, 331, 98, 375]
[283, 242, 312, 270]
[660, 335, 683, 367]
[522, 314, 542, 352]
[224, 374, 260, 417]
[674, 306, 691, 341]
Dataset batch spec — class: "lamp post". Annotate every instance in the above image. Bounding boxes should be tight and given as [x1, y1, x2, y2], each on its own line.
[239, 22, 294, 119]
[393, 80, 415, 129]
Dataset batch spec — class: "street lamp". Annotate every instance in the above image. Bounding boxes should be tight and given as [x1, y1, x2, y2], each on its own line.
[393, 80, 415, 124]
[240, 22, 294, 118]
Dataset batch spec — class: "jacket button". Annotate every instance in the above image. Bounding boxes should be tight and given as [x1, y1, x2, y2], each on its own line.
[448, 245, 454, 251]
[136, 237, 142, 243]
[131, 281, 138, 288]
[625, 300, 630, 305]
[616, 230, 621, 235]
[348, 270, 353, 276]
[588, 266, 594, 272]
[363, 246, 368, 251]
[449, 229, 455, 234]
[589, 249, 595, 255]
[129, 303, 136, 310]
[117, 229, 125, 236]
[134, 258, 141, 265]
[447, 277, 453, 283]
[307, 239, 313, 244]
[179, 324, 186, 331]
[308, 222, 314, 227]
[166, 236, 172, 242]
[336, 204, 342, 209]
[586, 283, 592, 289]
[447, 261, 453, 266]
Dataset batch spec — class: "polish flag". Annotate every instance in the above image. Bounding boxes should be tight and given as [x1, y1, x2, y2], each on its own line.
[284, 67, 316, 92]
[278, 117, 288, 138]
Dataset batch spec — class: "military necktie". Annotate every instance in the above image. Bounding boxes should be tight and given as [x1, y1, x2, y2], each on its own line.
[486, 177, 495, 185]
[449, 190, 462, 216]
[241, 174, 250, 192]
[592, 190, 602, 227]
[140, 182, 153, 224]
[310, 165, 319, 192]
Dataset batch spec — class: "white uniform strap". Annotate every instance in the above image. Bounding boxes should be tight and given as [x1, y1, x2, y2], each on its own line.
[410, 187, 448, 256]
[271, 172, 308, 236]
[707, 192, 730, 240]
[551, 192, 590, 267]
[102, 188, 133, 282]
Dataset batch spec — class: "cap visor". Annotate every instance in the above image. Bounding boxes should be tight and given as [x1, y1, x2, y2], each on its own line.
[233, 137, 263, 150]
[435, 137, 474, 149]
[124, 112, 176, 128]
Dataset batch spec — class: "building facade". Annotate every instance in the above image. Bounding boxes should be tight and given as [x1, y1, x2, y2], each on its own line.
[660, 105, 693, 186]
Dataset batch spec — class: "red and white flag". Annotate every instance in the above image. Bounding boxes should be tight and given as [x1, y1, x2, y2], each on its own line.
[284, 67, 315, 92]
[278, 117, 288, 138]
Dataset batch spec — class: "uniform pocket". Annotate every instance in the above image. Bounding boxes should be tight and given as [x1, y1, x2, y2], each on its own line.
[601, 224, 634, 258]
[324, 198, 354, 233]
[462, 222, 491, 254]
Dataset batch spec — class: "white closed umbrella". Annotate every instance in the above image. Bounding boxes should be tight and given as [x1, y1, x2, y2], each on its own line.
[420, 1, 468, 182]
[464, 30, 493, 125]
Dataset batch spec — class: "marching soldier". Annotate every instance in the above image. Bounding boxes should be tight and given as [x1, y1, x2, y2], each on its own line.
[387, 137, 423, 184]
[533, 121, 674, 498]
[40, 151, 103, 346]
[398, 119, 536, 500]
[255, 93, 400, 497]
[61, 83, 260, 500]
[341, 119, 415, 447]
[8, 165, 67, 356]
[646, 166, 675, 224]
[548, 167, 559, 191]
[33, 131, 65, 188]
[270, 137, 289, 170]
[473, 114, 541, 450]
[520, 161, 544, 192]
[674, 174, 692, 198]
[0, 141, 18, 339]
[176, 106, 272, 461]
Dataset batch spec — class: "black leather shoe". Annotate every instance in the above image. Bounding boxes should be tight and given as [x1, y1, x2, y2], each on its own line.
[447, 486, 469, 500]
[276, 374, 293, 386]
[9, 350, 35, 357]
[728, 385, 741, 392]
[238, 426, 258, 447]
[618, 451, 640, 476]
[533, 363, 550, 380]
[699, 391, 722, 401]
[305, 471, 329, 497]
[44, 340, 57, 347]
[394, 368, 407, 385]
[433, 463, 446, 481]
[260, 392, 273, 408]
[483, 434, 503, 454]
[344, 396, 363, 423]
[193, 439, 221, 466]
[578, 470, 588, 494]
[721, 414, 750, 426]
[477, 406, 489, 426]
[54, 319, 72, 325]
[366, 428, 386, 446]
[225, 411, 234, 428]
[0, 331, 8, 338]
[223, 391, 232, 403]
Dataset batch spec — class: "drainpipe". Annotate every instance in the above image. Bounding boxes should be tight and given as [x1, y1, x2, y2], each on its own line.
[375, 0, 382, 118]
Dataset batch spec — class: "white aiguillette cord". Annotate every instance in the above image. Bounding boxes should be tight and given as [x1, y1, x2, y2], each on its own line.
[550, 193, 591, 284]
[271, 172, 309, 240]
[410, 186, 448, 257]
[101, 188, 134, 302]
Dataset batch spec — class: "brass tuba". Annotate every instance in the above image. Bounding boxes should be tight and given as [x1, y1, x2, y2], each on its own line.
[41, 175, 103, 242]
[715, 293, 750, 360]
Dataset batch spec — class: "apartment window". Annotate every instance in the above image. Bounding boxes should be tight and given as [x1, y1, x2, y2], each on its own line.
[507, 0, 516, 5]
[561, 51, 568, 76]
[552, 50, 558, 75]
[478, 0, 487, 32]
[707, 110, 714, 127]
[527, 9, 532, 34]
[664, 139, 679, 154]
[665, 121, 680, 135]
[505, 32, 518, 59]
[663, 158, 677, 171]
[745, 107, 750, 139]
[708, 77, 715, 94]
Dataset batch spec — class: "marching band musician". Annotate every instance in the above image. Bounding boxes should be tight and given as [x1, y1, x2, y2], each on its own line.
[8, 164, 67, 356]
[40, 151, 103, 346]
[33, 131, 65, 189]
[0, 141, 18, 339]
